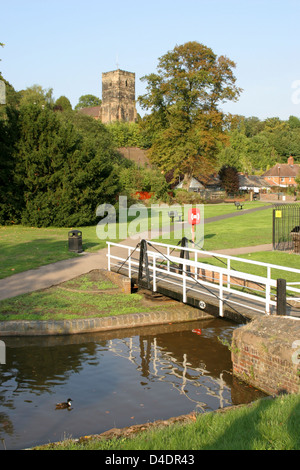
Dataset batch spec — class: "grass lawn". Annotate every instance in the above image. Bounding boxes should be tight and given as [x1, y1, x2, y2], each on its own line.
[0, 202, 282, 280]
[0, 224, 119, 279]
[36, 394, 300, 450]
[0, 289, 148, 321]
[0, 270, 176, 321]
[203, 208, 274, 250]
[196, 250, 300, 283]
[202, 200, 271, 218]
[155, 206, 274, 250]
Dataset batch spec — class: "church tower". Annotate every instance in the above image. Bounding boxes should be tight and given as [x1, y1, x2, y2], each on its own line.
[101, 69, 137, 124]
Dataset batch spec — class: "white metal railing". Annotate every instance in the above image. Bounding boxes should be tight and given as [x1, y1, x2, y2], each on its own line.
[107, 240, 300, 318]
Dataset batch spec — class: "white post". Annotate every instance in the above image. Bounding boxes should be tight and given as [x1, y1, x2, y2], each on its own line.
[107, 243, 111, 271]
[219, 272, 224, 317]
[227, 259, 231, 290]
[266, 266, 271, 314]
[195, 252, 198, 281]
[153, 254, 157, 292]
[128, 247, 132, 279]
[183, 264, 187, 303]
[167, 246, 170, 273]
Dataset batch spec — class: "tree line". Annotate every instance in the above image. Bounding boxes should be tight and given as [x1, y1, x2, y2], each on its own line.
[1, 41, 300, 227]
[0, 80, 167, 226]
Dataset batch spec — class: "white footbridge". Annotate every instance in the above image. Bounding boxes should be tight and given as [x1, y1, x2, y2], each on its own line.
[107, 239, 300, 322]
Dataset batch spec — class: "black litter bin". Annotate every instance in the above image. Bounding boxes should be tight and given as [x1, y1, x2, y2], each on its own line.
[68, 230, 83, 253]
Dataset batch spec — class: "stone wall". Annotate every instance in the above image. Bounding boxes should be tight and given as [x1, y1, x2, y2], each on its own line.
[260, 193, 297, 202]
[0, 305, 212, 336]
[231, 316, 300, 395]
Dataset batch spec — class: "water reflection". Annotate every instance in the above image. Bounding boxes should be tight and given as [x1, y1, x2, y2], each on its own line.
[0, 319, 266, 450]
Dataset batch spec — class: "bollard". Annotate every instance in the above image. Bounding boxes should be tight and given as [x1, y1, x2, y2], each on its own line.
[276, 278, 286, 316]
[0, 340, 6, 364]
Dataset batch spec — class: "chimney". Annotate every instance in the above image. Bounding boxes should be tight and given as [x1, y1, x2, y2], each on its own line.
[288, 155, 294, 166]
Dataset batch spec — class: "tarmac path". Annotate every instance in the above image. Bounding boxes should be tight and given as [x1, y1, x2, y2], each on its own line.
[0, 205, 274, 301]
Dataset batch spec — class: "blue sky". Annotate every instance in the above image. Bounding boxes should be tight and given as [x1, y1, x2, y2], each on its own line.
[1, 0, 300, 120]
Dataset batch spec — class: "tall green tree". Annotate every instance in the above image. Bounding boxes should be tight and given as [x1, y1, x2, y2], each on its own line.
[75, 94, 101, 110]
[54, 95, 72, 112]
[16, 105, 125, 227]
[138, 41, 242, 186]
[219, 165, 239, 194]
[106, 121, 143, 148]
[18, 84, 54, 108]
[0, 107, 22, 224]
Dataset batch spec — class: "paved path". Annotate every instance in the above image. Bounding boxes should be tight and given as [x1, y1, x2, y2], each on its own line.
[0, 240, 273, 301]
[0, 205, 274, 301]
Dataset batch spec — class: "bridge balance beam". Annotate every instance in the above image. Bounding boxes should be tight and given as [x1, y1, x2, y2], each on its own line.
[114, 267, 256, 324]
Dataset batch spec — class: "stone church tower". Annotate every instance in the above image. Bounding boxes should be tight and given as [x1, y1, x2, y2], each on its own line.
[101, 69, 137, 124]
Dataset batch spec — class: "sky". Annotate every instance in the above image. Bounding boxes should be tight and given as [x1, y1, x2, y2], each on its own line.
[1, 0, 300, 120]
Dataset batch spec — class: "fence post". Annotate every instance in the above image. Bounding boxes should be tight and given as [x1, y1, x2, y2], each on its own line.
[128, 247, 132, 279]
[107, 243, 111, 271]
[138, 239, 151, 290]
[0, 340, 6, 365]
[227, 258, 231, 290]
[182, 264, 187, 303]
[153, 254, 157, 292]
[265, 266, 271, 314]
[277, 278, 287, 316]
[179, 237, 190, 275]
[219, 272, 224, 317]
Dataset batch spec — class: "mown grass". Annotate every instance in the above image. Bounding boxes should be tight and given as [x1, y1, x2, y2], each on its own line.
[0, 287, 170, 322]
[198, 250, 300, 283]
[36, 394, 300, 450]
[156, 206, 274, 250]
[0, 202, 271, 279]
[0, 225, 114, 279]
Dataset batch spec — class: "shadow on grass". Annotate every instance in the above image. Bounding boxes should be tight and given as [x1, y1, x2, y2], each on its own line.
[205, 395, 300, 450]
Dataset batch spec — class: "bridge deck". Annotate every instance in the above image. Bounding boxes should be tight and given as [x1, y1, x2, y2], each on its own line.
[113, 264, 300, 323]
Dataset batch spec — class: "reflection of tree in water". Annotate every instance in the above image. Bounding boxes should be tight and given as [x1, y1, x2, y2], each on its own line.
[0, 340, 102, 400]
[0, 410, 13, 442]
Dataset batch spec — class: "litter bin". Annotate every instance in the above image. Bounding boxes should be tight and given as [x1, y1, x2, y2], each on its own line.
[68, 230, 83, 253]
[291, 226, 300, 254]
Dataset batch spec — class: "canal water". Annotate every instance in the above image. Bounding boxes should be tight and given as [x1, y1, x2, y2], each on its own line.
[0, 318, 266, 450]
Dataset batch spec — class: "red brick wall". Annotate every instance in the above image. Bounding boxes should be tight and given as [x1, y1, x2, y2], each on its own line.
[231, 317, 300, 395]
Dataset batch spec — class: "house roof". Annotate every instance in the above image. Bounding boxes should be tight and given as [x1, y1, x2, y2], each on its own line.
[238, 174, 271, 190]
[176, 177, 205, 190]
[78, 106, 102, 118]
[263, 163, 300, 178]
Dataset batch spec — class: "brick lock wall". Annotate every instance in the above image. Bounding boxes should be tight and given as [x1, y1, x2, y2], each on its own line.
[231, 317, 300, 395]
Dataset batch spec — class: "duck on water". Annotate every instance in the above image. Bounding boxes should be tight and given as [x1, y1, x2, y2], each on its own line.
[55, 398, 72, 410]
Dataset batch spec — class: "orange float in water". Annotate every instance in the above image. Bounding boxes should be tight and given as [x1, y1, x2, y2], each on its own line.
[192, 329, 202, 335]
